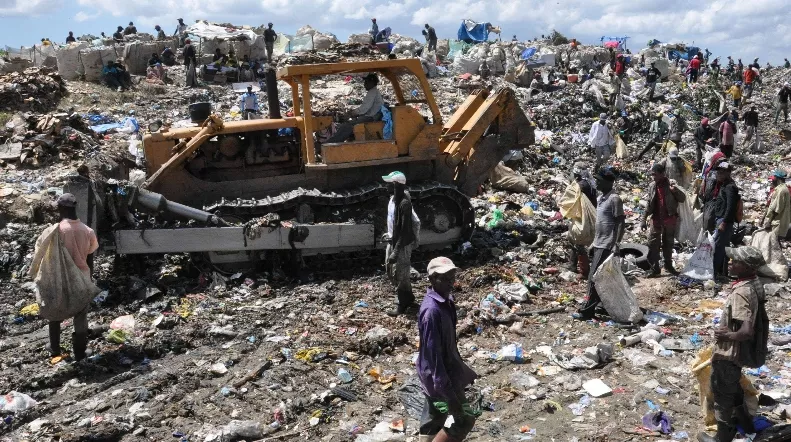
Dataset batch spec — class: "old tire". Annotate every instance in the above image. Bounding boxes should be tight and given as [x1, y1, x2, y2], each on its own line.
[619, 242, 650, 270]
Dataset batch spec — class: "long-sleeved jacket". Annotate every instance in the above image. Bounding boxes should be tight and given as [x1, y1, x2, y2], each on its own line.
[704, 179, 739, 224]
[649, 119, 669, 142]
[643, 180, 687, 222]
[239, 92, 259, 112]
[694, 125, 715, 147]
[588, 121, 614, 147]
[354, 88, 384, 118]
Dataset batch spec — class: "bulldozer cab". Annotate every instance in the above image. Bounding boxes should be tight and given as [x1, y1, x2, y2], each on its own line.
[276, 59, 443, 168]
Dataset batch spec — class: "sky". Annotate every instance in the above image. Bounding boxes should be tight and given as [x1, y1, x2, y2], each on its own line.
[2, 0, 791, 64]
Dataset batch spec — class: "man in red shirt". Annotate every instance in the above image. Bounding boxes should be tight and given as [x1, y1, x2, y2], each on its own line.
[640, 163, 687, 276]
[689, 55, 701, 83]
[743, 66, 757, 98]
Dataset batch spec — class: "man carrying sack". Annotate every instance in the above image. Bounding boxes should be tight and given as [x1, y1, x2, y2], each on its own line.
[698, 246, 769, 442]
[29, 193, 100, 361]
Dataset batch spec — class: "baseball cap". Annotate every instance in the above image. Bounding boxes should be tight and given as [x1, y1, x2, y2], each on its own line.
[717, 162, 732, 171]
[595, 168, 617, 182]
[725, 246, 766, 269]
[668, 147, 679, 158]
[54, 193, 77, 208]
[773, 169, 788, 180]
[599, 113, 608, 120]
[382, 171, 406, 184]
[427, 257, 458, 276]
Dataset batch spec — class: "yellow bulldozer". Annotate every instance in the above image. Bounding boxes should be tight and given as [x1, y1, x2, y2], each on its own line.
[69, 59, 533, 267]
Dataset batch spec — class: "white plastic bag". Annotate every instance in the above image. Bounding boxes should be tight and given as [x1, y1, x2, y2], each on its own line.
[592, 255, 643, 323]
[676, 191, 702, 245]
[682, 230, 715, 281]
[0, 391, 38, 412]
[615, 134, 629, 159]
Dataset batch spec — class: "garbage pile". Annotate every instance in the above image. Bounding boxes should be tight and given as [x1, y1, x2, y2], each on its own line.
[2, 25, 791, 442]
[0, 68, 67, 112]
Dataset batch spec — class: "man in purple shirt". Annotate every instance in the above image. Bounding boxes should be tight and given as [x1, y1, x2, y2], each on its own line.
[417, 257, 478, 442]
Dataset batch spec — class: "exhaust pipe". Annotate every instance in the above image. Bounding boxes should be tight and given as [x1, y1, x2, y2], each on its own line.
[265, 68, 281, 119]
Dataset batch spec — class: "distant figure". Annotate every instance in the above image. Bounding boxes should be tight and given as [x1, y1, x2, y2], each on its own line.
[183, 39, 198, 88]
[239, 85, 259, 118]
[424, 24, 437, 52]
[641, 162, 686, 276]
[689, 55, 701, 83]
[161, 47, 176, 66]
[102, 61, 123, 90]
[785, 58, 790, 68]
[212, 48, 227, 65]
[40, 38, 52, 46]
[113, 26, 124, 42]
[369, 18, 379, 44]
[588, 113, 614, 168]
[512, 35, 518, 42]
[775, 82, 791, 124]
[263, 23, 277, 63]
[763, 170, 790, 238]
[155, 25, 166, 41]
[124, 21, 137, 35]
[65, 31, 76, 43]
[174, 18, 188, 47]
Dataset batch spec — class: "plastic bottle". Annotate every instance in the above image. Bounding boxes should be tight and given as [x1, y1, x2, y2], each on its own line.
[337, 368, 352, 383]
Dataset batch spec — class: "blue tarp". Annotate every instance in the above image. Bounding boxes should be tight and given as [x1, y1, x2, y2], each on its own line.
[521, 47, 537, 60]
[668, 46, 700, 61]
[457, 20, 491, 43]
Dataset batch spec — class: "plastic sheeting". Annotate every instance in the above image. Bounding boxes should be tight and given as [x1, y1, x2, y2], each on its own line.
[559, 181, 596, 246]
[185, 22, 257, 41]
[457, 19, 491, 43]
[521, 47, 537, 60]
[592, 255, 643, 323]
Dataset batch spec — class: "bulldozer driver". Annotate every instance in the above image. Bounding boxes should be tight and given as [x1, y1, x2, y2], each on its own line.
[326, 73, 384, 143]
[382, 171, 421, 317]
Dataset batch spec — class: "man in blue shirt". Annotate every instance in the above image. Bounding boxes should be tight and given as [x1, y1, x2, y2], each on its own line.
[239, 86, 259, 119]
[417, 257, 478, 442]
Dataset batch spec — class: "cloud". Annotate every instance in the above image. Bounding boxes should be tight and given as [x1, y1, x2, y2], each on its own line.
[0, 0, 61, 16]
[6, 0, 791, 62]
[74, 11, 99, 22]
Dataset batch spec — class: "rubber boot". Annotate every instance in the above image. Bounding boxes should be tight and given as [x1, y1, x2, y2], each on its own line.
[48, 322, 61, 357]
[72, 332, 88, 361]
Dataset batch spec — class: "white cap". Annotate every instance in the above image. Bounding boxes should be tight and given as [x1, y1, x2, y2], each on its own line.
[427, 256, 458, 276]
[382, 171, 406, 184]
[668, 147, 679, 158]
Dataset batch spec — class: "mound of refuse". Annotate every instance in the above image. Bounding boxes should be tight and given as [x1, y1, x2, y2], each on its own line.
[0, 67, 67, 112]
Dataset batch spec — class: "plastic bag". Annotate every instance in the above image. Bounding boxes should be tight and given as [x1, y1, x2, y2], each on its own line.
[0, 391, 38, 412]
[681, 230, 715, 281]
[615, 134, 629, 159]
[558, 181, 596, 246]
[592, 255, 643, 323]
[751, 230, 789, 280]
[676, 190, 701, 245]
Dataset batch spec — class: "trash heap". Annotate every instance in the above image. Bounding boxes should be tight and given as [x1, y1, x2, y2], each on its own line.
[0, 68, 67, 112]
[2, 25, 791, 442]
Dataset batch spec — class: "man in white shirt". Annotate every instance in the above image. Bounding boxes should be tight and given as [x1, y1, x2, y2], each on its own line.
[588, 113, 614, 168]
[239, 85, 259, 119]
[326, 73, 384, 143]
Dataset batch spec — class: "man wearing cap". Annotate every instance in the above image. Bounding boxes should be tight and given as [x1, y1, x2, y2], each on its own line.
[742, 106, 759, 150]
[574, 168, 624, 320]
[382, 171, 421, 316]
[664, 147, 692, 190]
[417, 257, 478, 441]
[326, 73, 384, 143]
[637, 113, 669, 160]
[239, 85, 259, 119]
[615, 111, 632, 144]
[588, 113, 614, 168]
[694, 118, 715, 170]
[689, 55, 701, 83]
[668, 110, 687, 151]
[32, 194, 99, 361]
[698, 246, 768, 442]
[702, 162, 740, 280]
[763, 170, 790, 238]
[174, 18, 188, 47]
[774, 83, 791, 124]
[263, 23, 277, 63]
[641, 163, 687, 276]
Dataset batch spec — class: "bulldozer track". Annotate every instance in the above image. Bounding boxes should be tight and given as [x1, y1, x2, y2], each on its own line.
[204, 181, 476, 243]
